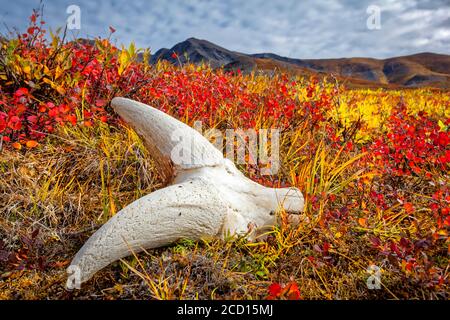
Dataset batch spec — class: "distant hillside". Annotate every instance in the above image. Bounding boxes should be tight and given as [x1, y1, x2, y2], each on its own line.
[150, 38, 450, 89]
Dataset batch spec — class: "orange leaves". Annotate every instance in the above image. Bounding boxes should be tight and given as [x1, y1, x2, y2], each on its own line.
[403, 202, 414, 214]
[65, 114, 77, 125]
[51, 260, 70, 269]
[38, 103, 48, 113]
[25, 140, 38, 148]
[401, 259, 416, 273]
[11, 142, 21, 150]
[358, 217, 368, 227]
[10, 140, 38, 150]
[267, 281, 301, 300]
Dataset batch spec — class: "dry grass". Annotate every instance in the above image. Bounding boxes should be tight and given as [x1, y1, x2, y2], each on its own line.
[1, 120, 447, 300]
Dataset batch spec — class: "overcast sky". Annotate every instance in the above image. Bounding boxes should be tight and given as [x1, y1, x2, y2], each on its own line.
[1, 0, 449, 59]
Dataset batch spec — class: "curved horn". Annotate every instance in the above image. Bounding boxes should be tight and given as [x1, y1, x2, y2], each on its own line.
[111, 97, 224, 181]
[67, 179, 227, 286]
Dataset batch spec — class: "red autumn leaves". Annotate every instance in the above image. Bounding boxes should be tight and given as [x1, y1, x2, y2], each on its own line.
[267, 281, 301, 300]
[370, 106, 449, 176]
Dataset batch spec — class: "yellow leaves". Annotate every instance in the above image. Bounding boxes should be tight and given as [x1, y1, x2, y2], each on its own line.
[5, 48, 69, 92]
[438, 120, 447, 132]
[43, 65, 51, 77]
[12, 56, 33, 79]
[22, 65, 31, 75]
[55, 85, 66, 95]
[113, 284, 124, 295]
[42, 77, 52, 86]
[128, 42, 137, 57]
[55, 65, 63, 80]
[361, 201, 367, 210]
[49, 27, 63, 49]
[42, 64, 65, 82]
[118, 49, 129, 76]
[118, 42, 138, 75]
[42, 77, 66, 95]
[355, 130, 371, 143]
[325, 87, 450, 143]
[108, 188, 117, 216]
[142, 48, 151, 67]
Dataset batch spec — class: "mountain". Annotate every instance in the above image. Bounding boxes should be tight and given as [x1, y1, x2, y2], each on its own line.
[150, 37, 249, 68]
[150, 38, 450, 89]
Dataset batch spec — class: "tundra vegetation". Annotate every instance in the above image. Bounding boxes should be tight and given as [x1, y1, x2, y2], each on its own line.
[0, 11, 448, 299]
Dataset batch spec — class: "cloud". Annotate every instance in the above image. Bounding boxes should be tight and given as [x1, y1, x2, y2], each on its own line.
[0, 0, 448, 59]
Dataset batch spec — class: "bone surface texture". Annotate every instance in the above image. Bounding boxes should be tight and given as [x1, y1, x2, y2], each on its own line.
[67, 97, 304, 286]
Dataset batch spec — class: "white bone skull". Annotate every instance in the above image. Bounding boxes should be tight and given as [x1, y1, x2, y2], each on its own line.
[67, 97, 304, 286]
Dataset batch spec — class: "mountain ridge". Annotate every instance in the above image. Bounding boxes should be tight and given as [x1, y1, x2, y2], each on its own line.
[150, 38, 450, 89]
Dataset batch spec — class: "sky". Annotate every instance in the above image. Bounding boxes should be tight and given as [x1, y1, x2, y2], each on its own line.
[0, 0, 449, 59]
